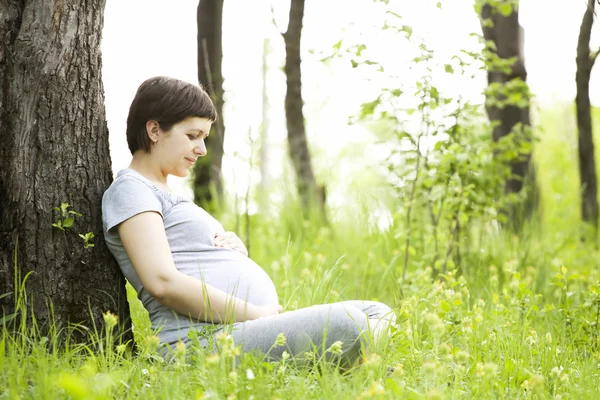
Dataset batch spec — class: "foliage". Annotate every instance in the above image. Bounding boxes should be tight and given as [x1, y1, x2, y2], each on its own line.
[52, 202, 95, 249]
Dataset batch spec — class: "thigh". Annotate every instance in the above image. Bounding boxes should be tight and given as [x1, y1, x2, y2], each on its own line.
[225, 302, 371, 363]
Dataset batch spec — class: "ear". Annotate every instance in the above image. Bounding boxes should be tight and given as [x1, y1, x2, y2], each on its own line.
[146, 120, 160, 143]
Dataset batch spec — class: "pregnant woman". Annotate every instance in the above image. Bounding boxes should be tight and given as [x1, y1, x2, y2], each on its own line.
[102, 76, 395, 366]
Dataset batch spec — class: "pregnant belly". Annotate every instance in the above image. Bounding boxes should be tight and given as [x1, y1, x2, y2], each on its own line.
[173, 248, 279, 306]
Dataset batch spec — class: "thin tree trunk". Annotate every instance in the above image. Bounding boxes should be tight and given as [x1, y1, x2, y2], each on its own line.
[259, 37, 271, 214]
[0, 0, 131, 342]
[576, 0, 599, 229]
[194, 0, 224, 210]
[282, 0, 324, 216]
[480, 2, 536, 230]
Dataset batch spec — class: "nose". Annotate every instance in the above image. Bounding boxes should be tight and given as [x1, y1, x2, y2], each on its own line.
[194, 141, 207, 157]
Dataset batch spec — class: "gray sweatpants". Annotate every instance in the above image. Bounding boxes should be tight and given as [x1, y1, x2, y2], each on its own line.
[228, 300, 394, 365]
[169, 300, 394, 366]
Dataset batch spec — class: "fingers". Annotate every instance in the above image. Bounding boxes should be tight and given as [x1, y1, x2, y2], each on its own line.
[213, 231, 248, 256]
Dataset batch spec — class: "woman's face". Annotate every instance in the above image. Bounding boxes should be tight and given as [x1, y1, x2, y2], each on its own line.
[152, 116, 213, 178]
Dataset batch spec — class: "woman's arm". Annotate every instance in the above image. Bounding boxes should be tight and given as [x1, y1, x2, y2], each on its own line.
[117, 211, 279, 323]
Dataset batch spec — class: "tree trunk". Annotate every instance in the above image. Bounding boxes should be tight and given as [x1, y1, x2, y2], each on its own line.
[0, 0, 131, 343]
[576, 0, 599, 229]
[283, 0, 325, 216]
[194, 0, 224, 211]
[480, 2, 536, 230]
[258, 37, 272, 214]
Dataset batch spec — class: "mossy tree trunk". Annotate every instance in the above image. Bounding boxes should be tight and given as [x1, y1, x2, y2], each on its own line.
[0, 0, 131, 342]
[479, 1, 537, 230]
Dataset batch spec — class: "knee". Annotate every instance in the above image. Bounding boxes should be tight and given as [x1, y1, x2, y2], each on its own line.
[326, 304, 369, 342]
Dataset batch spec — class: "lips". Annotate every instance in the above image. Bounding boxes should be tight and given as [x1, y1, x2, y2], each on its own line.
[185, 157, 196, 164]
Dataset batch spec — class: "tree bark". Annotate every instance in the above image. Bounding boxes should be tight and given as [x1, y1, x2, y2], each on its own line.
[575, 0, 599, 229]
[283, 0, 325, 216]
[0, 0, 131, 343]
[194, 0, 224, 211]
[480, 2, 536, 230]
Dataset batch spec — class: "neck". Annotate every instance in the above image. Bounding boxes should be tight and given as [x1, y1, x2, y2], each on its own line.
[128, 152, 168, 185]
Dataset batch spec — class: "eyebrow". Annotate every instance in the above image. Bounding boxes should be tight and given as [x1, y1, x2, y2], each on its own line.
[187, 129, 208, 136]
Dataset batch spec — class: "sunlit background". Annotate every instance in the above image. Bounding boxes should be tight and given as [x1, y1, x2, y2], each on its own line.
[101, 0, 600, 222]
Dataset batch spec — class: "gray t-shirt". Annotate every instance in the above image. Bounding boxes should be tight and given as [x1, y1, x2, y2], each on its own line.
[102, 168, 279, 344]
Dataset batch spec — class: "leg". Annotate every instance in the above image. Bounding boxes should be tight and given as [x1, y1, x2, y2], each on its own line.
[224, 302, 372, 367]
[336, 301, 396, 346]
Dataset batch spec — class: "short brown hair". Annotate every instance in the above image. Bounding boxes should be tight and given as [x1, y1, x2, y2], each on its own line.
[126, 76, 217, 154]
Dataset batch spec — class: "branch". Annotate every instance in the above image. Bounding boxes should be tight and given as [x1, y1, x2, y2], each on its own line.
[592, 48, 600, 70]
[269, 3, 283, 37]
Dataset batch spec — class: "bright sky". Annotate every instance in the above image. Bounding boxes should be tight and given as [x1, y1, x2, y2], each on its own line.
[102, 0, 600, 208]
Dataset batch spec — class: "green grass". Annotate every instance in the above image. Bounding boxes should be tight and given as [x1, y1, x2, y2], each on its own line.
[2, 105, 600, 399]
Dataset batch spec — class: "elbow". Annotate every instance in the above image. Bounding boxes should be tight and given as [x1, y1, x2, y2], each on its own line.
[146, 273, 176, 303]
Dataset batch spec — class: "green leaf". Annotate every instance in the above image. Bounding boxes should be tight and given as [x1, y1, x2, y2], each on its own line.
[441, 300, 451, 312]
[62, 217, 75, 229]
[497, 3, 513, 17]
[444, 64, 454, 74]
[52, 222, 63, 230]
[0, 292, 13, 300]
[0, 312, 17, 324]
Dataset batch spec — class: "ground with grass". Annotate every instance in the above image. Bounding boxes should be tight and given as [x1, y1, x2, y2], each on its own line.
[1, 105, 600, 399]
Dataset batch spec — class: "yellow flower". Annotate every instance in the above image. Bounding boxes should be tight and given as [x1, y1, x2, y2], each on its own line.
[326, 340, 344, 355]
[274, 332, 287, 347]
[102, 311, 118, 328]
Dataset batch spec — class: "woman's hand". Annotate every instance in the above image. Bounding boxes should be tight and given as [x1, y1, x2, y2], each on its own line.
[257, 304, 283, 319]
[213, 231, 248, 256]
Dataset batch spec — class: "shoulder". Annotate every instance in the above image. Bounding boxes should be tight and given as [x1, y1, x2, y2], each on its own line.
[102, 169, 165, 233]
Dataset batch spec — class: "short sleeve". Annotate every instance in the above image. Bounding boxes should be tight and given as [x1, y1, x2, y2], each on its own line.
[102, 175, 163, 233]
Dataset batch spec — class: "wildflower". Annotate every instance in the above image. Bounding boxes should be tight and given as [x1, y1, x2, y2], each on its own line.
[455, 350, 470, 364]
[439, 343, 451, 356]
[327, 340, 344, 355]
[422, 361, 438, 377]
[545, 332, 553, 344]
[205, 354, 220, 366]
[274, 332, 287, 347]
[521, 375, 545, 392]
[102, 311, 118, 328]
[246, 368, 255, 380]
[281, 351, 290, 361]
[391, 363, 405, 377]
[525, 329, 538, 347]
[216, 331, 233, 347]
[145, 335, 160, 352]
[174, 340, 186, 358]
[141, 368, 149, 375]
[358, 379, 385, 399]
[550, 366, 564, 379]
[362, 353, 383, 369]
[424, 312, 445, 336]
[304, 351, 315, 361]
[116, 344, 126, 355]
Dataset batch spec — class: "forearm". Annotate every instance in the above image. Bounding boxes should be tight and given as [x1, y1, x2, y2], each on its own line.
[158, 271, 262, 323]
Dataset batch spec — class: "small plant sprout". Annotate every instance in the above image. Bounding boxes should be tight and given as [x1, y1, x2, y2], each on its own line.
[52, 202, 82, 231]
